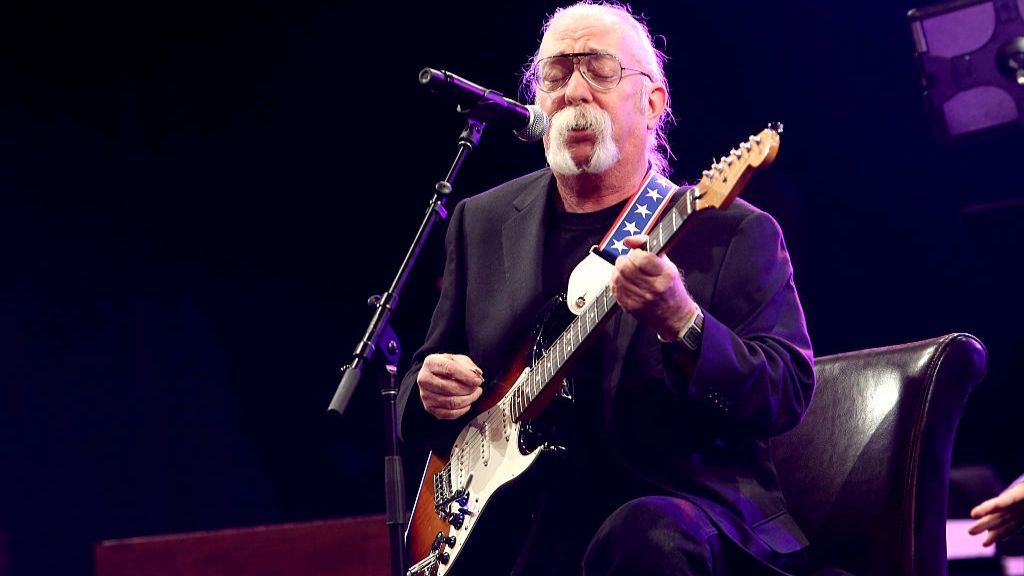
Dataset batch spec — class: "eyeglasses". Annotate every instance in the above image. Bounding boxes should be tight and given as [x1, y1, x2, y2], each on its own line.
[533, 52, 653, 93]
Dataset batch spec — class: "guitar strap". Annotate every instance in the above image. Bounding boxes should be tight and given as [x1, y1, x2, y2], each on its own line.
[592, 169, 678, 263]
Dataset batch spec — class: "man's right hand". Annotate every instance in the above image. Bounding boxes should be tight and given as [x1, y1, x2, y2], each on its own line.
[417, 353, 485, 420]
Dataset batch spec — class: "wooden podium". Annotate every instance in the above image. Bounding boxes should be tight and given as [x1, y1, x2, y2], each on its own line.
[95, 515, 390, 576]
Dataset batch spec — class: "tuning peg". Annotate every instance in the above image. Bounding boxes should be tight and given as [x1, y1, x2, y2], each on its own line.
[769, 121, 784, 133]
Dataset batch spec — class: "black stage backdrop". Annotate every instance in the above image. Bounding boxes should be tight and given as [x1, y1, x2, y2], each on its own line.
[0, 1, 1021, 575]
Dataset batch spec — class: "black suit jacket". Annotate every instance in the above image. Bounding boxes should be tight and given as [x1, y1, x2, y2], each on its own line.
[398, 168, 815, 563]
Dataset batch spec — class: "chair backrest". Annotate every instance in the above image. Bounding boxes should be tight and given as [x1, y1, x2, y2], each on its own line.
[770, 333, 988, 576]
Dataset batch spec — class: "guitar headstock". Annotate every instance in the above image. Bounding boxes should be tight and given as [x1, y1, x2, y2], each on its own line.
[694, 123, 782, 211]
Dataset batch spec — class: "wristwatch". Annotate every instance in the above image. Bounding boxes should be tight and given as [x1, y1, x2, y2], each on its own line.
[657, 307, 705, 351]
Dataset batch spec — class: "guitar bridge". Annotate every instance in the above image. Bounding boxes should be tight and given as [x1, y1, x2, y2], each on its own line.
[433, 470, 472, 517]
[431, 465, 453, 513]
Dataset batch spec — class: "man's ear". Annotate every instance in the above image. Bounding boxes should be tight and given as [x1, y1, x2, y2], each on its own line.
[646, 83, 667, 130]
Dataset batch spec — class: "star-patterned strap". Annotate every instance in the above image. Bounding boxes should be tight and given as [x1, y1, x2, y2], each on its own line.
[594, 170, 678, 263]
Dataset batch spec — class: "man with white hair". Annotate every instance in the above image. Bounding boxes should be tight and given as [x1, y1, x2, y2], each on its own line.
[399, 3, 814, 574]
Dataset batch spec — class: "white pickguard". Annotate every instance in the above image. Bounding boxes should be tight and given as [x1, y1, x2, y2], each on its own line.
[434, 367, 542, 575]
[566, 249, 615, 316]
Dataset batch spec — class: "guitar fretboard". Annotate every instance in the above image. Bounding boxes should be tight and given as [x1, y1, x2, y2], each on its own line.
[508, 186, 698, 421]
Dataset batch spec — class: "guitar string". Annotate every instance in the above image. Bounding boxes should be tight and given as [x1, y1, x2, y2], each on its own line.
[441, 187, 696, 491]
[429, 138, 775, 566]
[436, 133, 766, 498]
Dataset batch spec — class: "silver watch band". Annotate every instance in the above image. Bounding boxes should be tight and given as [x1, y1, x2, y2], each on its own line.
[657, 307, 704, 351]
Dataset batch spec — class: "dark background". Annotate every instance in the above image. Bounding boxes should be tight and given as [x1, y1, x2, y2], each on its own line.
[1, 1, 1021, 574]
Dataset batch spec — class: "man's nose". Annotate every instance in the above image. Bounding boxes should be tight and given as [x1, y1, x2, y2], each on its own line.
[563, 67, 593, 105]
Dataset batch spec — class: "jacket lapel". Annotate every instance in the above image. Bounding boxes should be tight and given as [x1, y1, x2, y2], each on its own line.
[501, 177, 550, 319]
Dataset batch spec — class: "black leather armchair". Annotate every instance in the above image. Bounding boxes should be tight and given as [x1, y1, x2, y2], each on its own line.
[771, 333, 988, 576]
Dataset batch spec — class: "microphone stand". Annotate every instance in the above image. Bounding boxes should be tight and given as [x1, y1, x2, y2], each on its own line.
[328, 114, 488, 576]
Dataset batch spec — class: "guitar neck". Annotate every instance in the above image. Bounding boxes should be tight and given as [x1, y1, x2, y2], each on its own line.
[508, 186, 699, 421]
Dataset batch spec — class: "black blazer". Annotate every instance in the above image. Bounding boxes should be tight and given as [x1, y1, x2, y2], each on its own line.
[398, 168, 815, 563]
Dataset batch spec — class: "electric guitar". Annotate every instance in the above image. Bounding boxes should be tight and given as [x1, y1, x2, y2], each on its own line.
[405, 124, 783, 576]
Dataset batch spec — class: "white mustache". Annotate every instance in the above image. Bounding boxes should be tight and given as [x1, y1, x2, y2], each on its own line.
[551, 105, 607, 135]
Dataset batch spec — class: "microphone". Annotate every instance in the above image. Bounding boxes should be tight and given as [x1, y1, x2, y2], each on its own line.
[419, 67, 549, 142]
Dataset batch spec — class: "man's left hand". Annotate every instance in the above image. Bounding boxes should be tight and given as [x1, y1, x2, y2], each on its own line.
[610, 235, 698, 339]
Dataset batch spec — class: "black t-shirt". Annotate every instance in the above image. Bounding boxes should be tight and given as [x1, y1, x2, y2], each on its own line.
[514, 193, 630, 574]
[541, 193, 625, 461]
